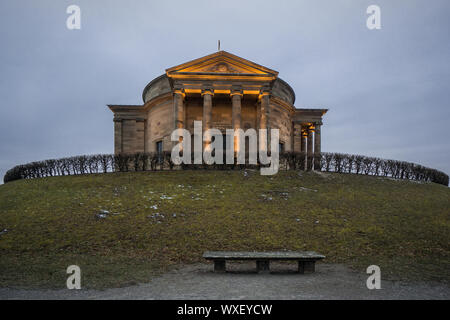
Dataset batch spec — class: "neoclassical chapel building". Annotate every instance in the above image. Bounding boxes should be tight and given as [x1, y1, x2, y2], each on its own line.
[108, 51, 327, 161]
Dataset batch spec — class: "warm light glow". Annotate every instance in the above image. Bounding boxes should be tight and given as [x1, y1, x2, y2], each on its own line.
[243, 90, 260, 95]
[214, 89, 229, 94]
[184, 89, 202, 94]
[234, 136, 240, 153]
[169, 74, 276, 81]
[177, 88, 265, 96]
[258, 91, 270, 100]
[230, 91, 243, 97]
[173, 89, 185, 98]
[175, 58, 267, 74]
[201, 89, 214, 96]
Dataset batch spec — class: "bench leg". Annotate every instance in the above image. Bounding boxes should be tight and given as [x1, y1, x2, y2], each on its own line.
[298, 261, 315, 274]
[214, 260, 226, 273]
[256, 260, 270, 273]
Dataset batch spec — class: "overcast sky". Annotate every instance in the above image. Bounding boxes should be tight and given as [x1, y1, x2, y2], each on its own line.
[0, 0, 449, 181]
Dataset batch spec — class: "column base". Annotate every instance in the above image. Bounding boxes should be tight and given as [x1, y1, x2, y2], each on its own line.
[314, 153, 321, 171]
[306, 156, 314, 171]
[256, 260, 270, 273]
[298, 261, 315, 274]
[214, 260, 226, 273]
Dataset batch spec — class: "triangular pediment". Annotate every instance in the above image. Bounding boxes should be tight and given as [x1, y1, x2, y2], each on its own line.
[166, 51, 278, 79]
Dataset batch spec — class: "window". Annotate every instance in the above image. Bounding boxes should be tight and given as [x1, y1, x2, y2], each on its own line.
[156, 141, 163, 153]
[156, 141, 163, 163]
[279, 142, 284, 153]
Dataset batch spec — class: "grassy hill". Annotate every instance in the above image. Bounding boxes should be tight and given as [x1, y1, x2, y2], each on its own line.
[0, 170, 449, 289]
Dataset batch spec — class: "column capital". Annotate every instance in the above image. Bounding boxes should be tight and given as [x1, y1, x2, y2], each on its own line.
[258, 89, 271, 100]
[301, 127, 309, 137]
[173, 87, 185, 98]
[201, 87, 214, 97]
[314, 120, 323, 127]
[230, 85, 243, 97]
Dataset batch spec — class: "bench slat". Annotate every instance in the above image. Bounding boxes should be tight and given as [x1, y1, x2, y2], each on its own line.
[203, 251, 325, 260]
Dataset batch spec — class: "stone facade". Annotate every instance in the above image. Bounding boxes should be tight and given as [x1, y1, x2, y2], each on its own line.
[108, 51, 327, 166]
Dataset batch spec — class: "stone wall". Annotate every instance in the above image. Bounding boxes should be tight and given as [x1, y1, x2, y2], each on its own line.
[122, 120, 137, 153]
[147, 99, 173, 152]
[115, 95, 304, 154]
[269, 102, 293, 151]
[142, 74, 171, 103]
[185, 97, 259, 133]
[185, 97, 203, 132]
[110, 52, 327, 157]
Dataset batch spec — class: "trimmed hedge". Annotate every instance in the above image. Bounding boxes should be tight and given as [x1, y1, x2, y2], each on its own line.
[3, 152, 449, 186]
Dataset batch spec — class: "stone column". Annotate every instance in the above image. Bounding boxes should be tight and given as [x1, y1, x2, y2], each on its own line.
[173, 88, 185, 153]
[314, 121, 322, 170]
[258, 89, 270, 152]
[307, 126, 314, 171]
[121, 119, 135, 153]
[300, 125, 307, 170]
[145, 118, 151, 153]
[113, 118, 122, 154]
[292, 123, 301, 152]
[290, 122, 295, 152]
[173, 88, 185, 130]
[256, 102, 261, 130]
[202, 88, 214, 150]
[135, 119, 145, 153]
[300, 125, 307, 153]
[231, 87, 242, 153]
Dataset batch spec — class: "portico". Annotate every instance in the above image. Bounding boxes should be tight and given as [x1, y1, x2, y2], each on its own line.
[108, 51, 328, 170]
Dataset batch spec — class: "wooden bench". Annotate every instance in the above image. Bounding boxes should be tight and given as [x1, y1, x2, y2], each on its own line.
[203, 251, 325, 274]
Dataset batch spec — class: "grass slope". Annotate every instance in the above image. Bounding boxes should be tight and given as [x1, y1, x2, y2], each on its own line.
[0, 170, 449, 289]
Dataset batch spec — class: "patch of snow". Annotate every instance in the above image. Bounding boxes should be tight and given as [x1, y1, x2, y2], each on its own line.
[312, 171, 331, 178]
[298, 187, 318, 192]
[260, 194, 273, 201]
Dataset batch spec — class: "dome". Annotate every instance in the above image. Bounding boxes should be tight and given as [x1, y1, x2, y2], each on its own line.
[142, 74, 295, 105]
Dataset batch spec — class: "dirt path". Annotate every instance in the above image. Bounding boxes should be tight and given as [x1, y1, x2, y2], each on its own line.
[0, 263, 448, 300]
